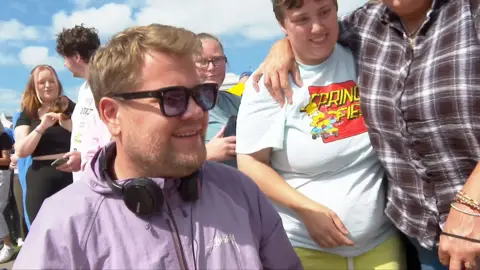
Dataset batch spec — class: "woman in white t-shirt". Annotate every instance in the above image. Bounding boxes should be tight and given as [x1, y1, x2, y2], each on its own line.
[236, 0, 404, 269]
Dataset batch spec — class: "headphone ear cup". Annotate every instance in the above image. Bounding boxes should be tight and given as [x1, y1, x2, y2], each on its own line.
[178, 176, 199, 202]
[123, 178, 164, 216]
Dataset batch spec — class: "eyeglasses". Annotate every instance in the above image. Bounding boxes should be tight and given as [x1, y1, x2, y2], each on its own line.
[195, 56, 227, 68]
[111, 83, 219, 117]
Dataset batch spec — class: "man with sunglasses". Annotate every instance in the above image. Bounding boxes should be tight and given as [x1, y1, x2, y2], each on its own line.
[13, 24, 301, 269]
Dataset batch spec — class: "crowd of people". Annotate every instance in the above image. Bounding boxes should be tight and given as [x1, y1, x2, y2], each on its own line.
[0, 0, 477, 269]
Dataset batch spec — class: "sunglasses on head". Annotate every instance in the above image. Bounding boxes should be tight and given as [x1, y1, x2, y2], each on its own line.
[111, 83, 219, 117]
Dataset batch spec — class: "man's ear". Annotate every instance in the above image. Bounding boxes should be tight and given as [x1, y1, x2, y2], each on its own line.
[98, 97, 121, 137]
[74, 53, 83, 64]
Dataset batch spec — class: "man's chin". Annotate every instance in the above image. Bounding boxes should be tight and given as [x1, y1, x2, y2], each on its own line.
[168, 158, 205, 178]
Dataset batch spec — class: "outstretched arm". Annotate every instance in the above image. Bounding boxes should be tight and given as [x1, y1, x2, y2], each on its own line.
[251, 38, 302, 107]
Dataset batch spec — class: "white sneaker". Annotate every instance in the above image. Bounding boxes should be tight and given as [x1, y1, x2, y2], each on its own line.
[0, 245, 14, 263]
[16, 238, 23, 247]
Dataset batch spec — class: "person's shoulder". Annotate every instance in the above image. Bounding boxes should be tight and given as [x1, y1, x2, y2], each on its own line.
[347, 1, 384, 17]
[35, 181, 103, 238]
[14, 111, 31, 127]
[240, 75, 286, 108]
[339, 2, 384, 27]
[334, 43, 356, 61]
[217, 91, 241, 111]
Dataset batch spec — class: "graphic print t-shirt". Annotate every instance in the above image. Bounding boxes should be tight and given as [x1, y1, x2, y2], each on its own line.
[236, 44, 393, 257]
[70, 82, 111, 182]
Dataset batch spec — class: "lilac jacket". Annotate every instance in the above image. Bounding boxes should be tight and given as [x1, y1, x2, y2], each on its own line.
[14, 144, 302, 269]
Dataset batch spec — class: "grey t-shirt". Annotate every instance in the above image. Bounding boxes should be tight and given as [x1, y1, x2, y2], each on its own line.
[206, 91, 241, 168]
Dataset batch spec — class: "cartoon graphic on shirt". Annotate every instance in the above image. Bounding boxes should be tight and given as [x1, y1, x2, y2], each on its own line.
[300, 80, 367, 143]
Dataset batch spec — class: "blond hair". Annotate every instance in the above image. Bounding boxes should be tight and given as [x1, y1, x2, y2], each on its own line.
[88, 24, 201, 106]
[21, 65, 64, 119]
[196, 33, 225, 53]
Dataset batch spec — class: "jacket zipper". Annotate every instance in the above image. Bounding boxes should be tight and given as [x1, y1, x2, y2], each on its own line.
[166, 201, 189, 270]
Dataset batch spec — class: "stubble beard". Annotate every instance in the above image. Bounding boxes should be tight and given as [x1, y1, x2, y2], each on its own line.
[127, 133, 207, 179]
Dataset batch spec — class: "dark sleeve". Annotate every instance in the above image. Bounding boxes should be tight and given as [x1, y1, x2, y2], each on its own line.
[0, 134, 13, 151]
[472, 0, 480, 40]
[15, 112, 31, 128]
[338, 4, 367, 50]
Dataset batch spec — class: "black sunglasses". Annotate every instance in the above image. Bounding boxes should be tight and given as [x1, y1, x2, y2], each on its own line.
[111, 83, 219, 117]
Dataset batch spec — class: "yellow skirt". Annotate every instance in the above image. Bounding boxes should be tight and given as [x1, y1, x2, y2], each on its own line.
[294, 234, 405, 270]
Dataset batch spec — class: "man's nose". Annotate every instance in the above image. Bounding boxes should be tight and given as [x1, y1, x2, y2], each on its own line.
[182, 97, 204, 120]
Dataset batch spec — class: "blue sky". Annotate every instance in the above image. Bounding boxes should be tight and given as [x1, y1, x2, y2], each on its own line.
[0, 0, 367, 116]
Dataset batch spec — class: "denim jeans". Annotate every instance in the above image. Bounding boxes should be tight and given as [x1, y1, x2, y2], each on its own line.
[410, 238, 448, 270]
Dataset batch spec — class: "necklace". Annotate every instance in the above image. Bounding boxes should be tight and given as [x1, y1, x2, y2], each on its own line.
[400, 3, 433, 47]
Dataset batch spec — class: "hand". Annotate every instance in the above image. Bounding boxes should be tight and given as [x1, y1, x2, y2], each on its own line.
[206, 126, 236, 162]
[438, 203, 480, 270]
[38, 112, 59, 131]
[56, 151, 82, 173]
[9, 154, 17, 170]
[251, 37, 302, 107]
[297, 204, 355, 249]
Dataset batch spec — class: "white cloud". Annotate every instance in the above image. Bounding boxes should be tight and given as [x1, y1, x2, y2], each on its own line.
[0, 19, 40, 41]
[135, 0, 282, 41]
[52, 3, 134, 39]
[0, 89, 22, 116]
[50, 0, 367, 43]
[18, 46, 65, 71]
[0, 53, 16, 65]
[73, 0, 94, 9]
[0, 89, 21, 103]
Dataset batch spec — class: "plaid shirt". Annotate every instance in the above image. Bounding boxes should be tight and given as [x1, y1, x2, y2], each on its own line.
[339, 0, 480, 248]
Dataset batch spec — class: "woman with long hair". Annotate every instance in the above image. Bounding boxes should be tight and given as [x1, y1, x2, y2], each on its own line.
[14, 65, 75, 224]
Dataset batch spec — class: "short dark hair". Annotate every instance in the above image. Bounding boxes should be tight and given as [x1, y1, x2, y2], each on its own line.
[272, 0, 338, 25]
[56, 24, 100, 63]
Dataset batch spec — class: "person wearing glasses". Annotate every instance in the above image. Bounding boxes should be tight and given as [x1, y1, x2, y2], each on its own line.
[13, 24, 301, 269]
[195, 33, 241, 167]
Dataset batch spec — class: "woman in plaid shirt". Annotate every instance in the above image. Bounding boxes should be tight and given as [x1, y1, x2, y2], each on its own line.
[252, 0, 480, 269]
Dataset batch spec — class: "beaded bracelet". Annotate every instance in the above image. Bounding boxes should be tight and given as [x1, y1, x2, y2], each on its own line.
[455, 191, 480, 212]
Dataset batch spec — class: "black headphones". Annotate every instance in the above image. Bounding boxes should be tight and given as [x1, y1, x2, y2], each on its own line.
[100, 144, 201, 216]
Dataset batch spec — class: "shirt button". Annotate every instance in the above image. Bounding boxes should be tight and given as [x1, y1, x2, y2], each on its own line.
[145, 224, 151, 230]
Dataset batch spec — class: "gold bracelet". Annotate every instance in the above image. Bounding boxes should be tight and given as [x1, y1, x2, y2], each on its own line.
[451, 203, 480, 217]
[455, 191, 480, 211]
